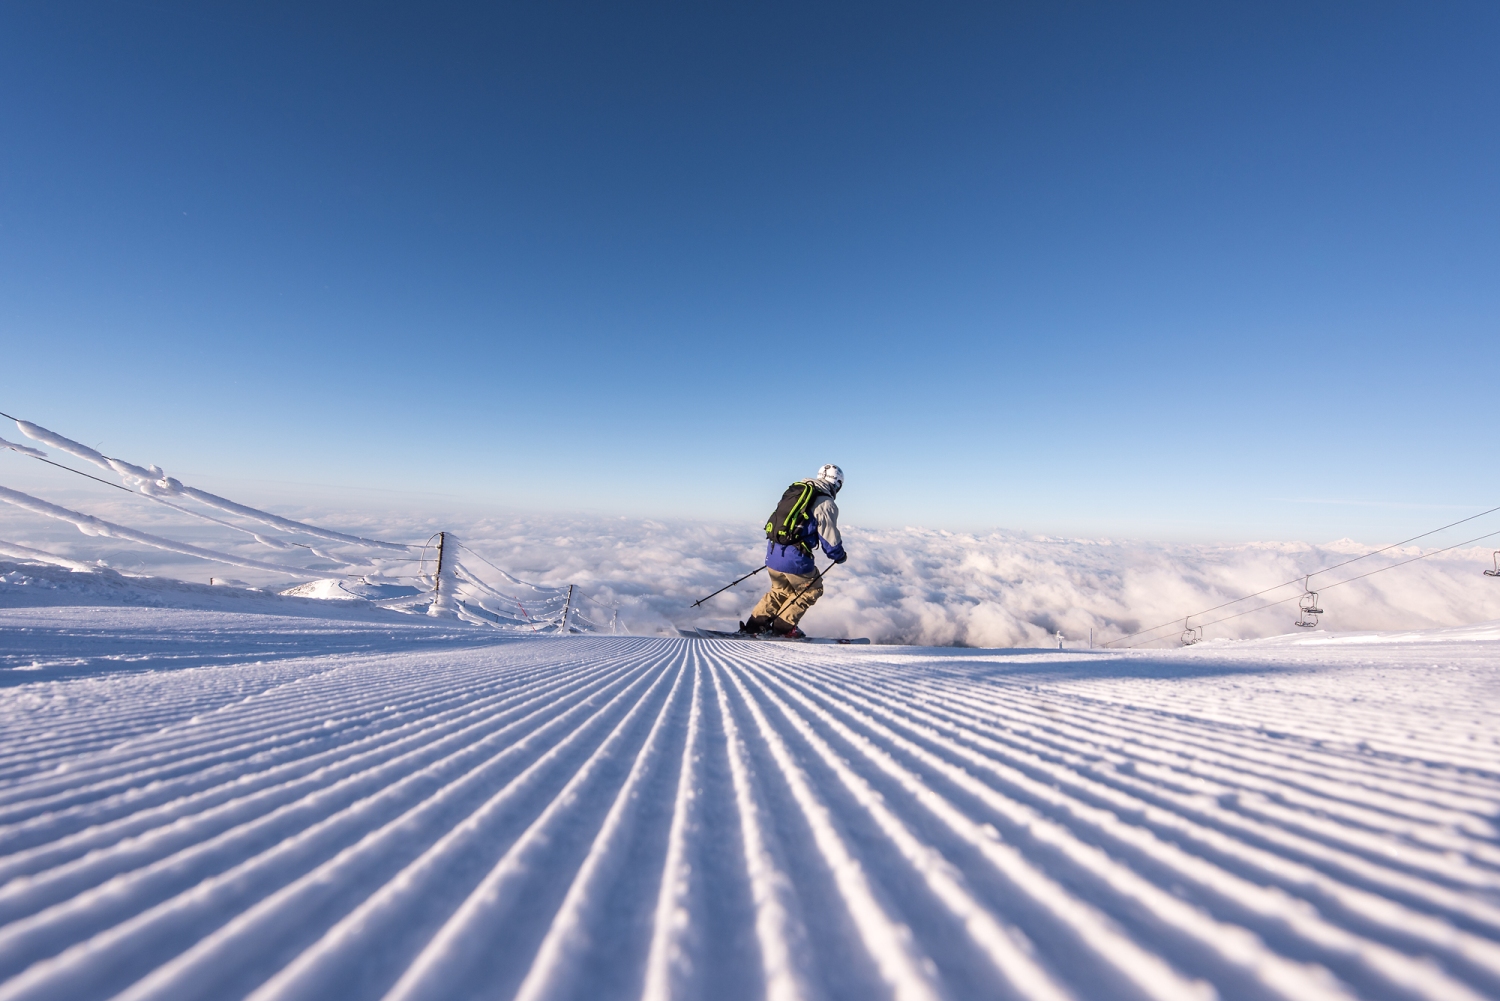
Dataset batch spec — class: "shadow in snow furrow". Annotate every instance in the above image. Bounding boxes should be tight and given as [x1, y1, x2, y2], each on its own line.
[373, 650, 687, 1001]
[102, 655, 681, 1001]
[0, 653, 511, 819]
[835, 664, 1500, 910]
[826, 664, 1500, 878]
[507, 654, 697, 1001]
[735, 669, 1079, 1001]
[712, 651, 945, 1001]
[0, 640, 642, 790]
[1058, 691, 1500, 806]
[0, 645, 621, 834]
[638, 653, 709, 1001]
[845, 649, 1497, 803]
[842, 662, 1496, 831]
[901, 688, 1500, 930]
[1212, 788, 1500, 892]
[768, 665, 1365, 1001]
[0, 662, 352, 777]
[0, 622, 510, 689]
[0, 653, 636, 917]
[0, 637, 617, 789]
[0, 653, 594, 859]
[1010, 696, 1497, 840]
[699, 650, 821, 1001]
[0, 656, 665, 998]
[896, 678, 1500, 895]
[224, 645, 684, 1001]
[1093, 684, 1500, 775]
[790, 667, 1500, 1001]
[639, 650, 769, 1001]
[705, 658, 892, 1001]
[0, 636, 577, 763]
[743, 661, 1209, 1001]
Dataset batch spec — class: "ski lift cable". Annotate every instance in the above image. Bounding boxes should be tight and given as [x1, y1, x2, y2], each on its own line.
[3, 411, 420, 551]
[454, 543, 559, 591]
[456, 541, 617, 610]
[1123, 524, 1500, 648]
[0, 483, 332, 577]
[5, 449, 134, 494]
[2, 413, 425, 556]
[0, 446, 361, 560]
[1104, 502, 1500, 647]
[572, 590, 618, 612]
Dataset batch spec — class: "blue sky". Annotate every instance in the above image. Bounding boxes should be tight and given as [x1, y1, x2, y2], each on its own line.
[1, 1, 1496, 542]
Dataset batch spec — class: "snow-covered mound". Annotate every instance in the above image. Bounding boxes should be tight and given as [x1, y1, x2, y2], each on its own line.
[0, 561, 429, 620]
[1, 594, 1497, 1000]
[278, 578, 422, 601]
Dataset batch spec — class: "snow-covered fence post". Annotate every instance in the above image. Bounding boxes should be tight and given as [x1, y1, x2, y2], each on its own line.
[429, 531, 459, 617]
[558, 583, 574, 634]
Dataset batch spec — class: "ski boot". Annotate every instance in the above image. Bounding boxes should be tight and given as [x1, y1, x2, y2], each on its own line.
[739, 615, 772, 635]
[769, 618, 802, 638]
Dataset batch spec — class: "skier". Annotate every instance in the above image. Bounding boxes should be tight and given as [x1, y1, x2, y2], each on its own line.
[740, 464, 847, 638]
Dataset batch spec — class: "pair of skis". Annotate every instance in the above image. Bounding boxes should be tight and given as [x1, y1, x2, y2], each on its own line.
[687, 561, 866, 644]
[679, 627, 869, 645]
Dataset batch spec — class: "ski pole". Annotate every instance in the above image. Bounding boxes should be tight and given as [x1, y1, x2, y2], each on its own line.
[771, 561, 836, 619]
[689, 564, 767, 608]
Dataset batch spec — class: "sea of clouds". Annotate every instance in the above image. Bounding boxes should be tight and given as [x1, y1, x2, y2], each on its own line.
[2, 471, 1498, 647]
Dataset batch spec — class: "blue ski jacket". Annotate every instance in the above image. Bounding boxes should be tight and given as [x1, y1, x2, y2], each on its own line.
[765, 482, 846, 576]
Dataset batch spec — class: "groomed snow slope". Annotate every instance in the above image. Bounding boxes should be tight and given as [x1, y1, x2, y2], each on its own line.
[2, 601, 1499, 999]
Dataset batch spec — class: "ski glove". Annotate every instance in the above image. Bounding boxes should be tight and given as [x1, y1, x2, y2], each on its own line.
[826, 543, 848, 564]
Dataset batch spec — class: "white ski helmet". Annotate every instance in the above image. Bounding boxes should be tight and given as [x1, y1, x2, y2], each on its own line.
[815, 463, 844, 493]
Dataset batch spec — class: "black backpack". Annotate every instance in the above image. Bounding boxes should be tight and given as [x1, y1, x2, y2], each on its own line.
[765, 481, 817, 554]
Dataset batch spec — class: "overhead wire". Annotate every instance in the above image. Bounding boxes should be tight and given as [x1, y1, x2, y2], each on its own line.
[457, 540, 617, 610]
[6, 451, 136, 494]
[4, 409, 616, 632]
[1, 426, 407, 565]
[5, 410, 419, 551]
[1120, 525, 1500, 648]
[1104, 502, 1500, 647]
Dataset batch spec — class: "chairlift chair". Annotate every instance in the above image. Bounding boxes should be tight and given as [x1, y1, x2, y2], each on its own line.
[1486, 551, 1500, 578]
[1295, 576, 1322, 628]
[1181, 623, 1203, 646]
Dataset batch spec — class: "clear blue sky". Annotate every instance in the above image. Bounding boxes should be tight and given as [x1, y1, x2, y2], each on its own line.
[1, 1, 1496, 542]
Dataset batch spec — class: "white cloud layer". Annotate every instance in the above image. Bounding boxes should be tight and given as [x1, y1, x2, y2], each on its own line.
[3, 479, 1497, 647]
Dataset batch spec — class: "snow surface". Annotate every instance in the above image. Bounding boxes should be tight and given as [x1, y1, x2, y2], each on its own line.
[3, 566, 1499, 1000]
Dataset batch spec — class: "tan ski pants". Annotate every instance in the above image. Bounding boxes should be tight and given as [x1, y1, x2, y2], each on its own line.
[750, 569, 824, 630]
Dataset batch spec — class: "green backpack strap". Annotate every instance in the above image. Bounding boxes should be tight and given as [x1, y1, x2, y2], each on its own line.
[765, 481, 817, 553]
